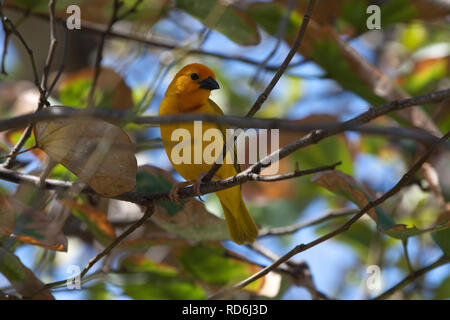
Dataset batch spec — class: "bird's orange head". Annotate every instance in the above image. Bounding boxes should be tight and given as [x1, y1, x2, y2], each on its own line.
[164, 63, 220, 112]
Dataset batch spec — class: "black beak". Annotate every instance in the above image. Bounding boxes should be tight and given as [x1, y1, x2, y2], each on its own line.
[199, 76, 220, 90]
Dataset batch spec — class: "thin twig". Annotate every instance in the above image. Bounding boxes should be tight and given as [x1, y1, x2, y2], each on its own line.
[374, 255, 449, 300]
[37, 204, 154, 293]
[249, 161, 340, 182]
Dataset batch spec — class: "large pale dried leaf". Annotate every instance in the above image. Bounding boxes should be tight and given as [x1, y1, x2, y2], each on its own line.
[34, 106, 137, 197]
[0, 248, 54, 300]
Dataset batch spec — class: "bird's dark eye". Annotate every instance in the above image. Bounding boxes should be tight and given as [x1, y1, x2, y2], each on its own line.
[190, 73, 199, 80]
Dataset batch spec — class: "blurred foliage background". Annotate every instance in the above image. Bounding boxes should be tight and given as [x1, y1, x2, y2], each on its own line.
[0, 0, 449, 300]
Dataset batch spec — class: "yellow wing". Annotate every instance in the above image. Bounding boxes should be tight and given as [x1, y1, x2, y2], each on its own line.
[207, 99, 241, 175]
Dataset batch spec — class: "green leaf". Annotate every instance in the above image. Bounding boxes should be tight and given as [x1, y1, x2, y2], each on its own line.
[178, 244, 260, 289]
[8, 0, 48, 10]
[106, 271, 205, 300]
[434, 275, 450, 300]
[8, 130, 37, 150]
[136, 171, 183, 216]
[384, 224, 448, 240]
[432, 228, 450, 256]
[58, 77, 93, 109]
[0, 248, 54, 299]
[115, 0, 169, 25]
[339, 0, 368, 33]
[380, 0, 418, 26]
[401, 22, 427, 51]
[174, 0, 260, 45]
[58, 68, 133, 109]
[86, 282, 114, 300]
[49, 164, 78, 182]
[246, 2, 302, 37]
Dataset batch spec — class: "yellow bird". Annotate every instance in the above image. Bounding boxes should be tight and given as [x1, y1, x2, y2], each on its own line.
[159, 63, 258, 244]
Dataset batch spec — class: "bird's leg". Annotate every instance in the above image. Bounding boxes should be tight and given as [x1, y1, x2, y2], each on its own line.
[169, 181, 193, 206]
[193, 171, 222, 202]
[169, 172, 220, 204]
[193, 171, 209, 202]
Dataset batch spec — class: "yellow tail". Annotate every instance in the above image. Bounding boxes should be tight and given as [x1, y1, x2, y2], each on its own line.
[217, 186, 258, 245]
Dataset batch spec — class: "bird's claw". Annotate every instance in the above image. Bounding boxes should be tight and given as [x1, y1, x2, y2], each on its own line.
[169, 182, 188, 206]
[194, 172, 208, 202]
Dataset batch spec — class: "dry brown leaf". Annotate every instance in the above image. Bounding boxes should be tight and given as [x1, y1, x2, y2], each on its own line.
[312, 170, 378, 222]
[0, 195, 14, 237]
[34, 106, 137, 197]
